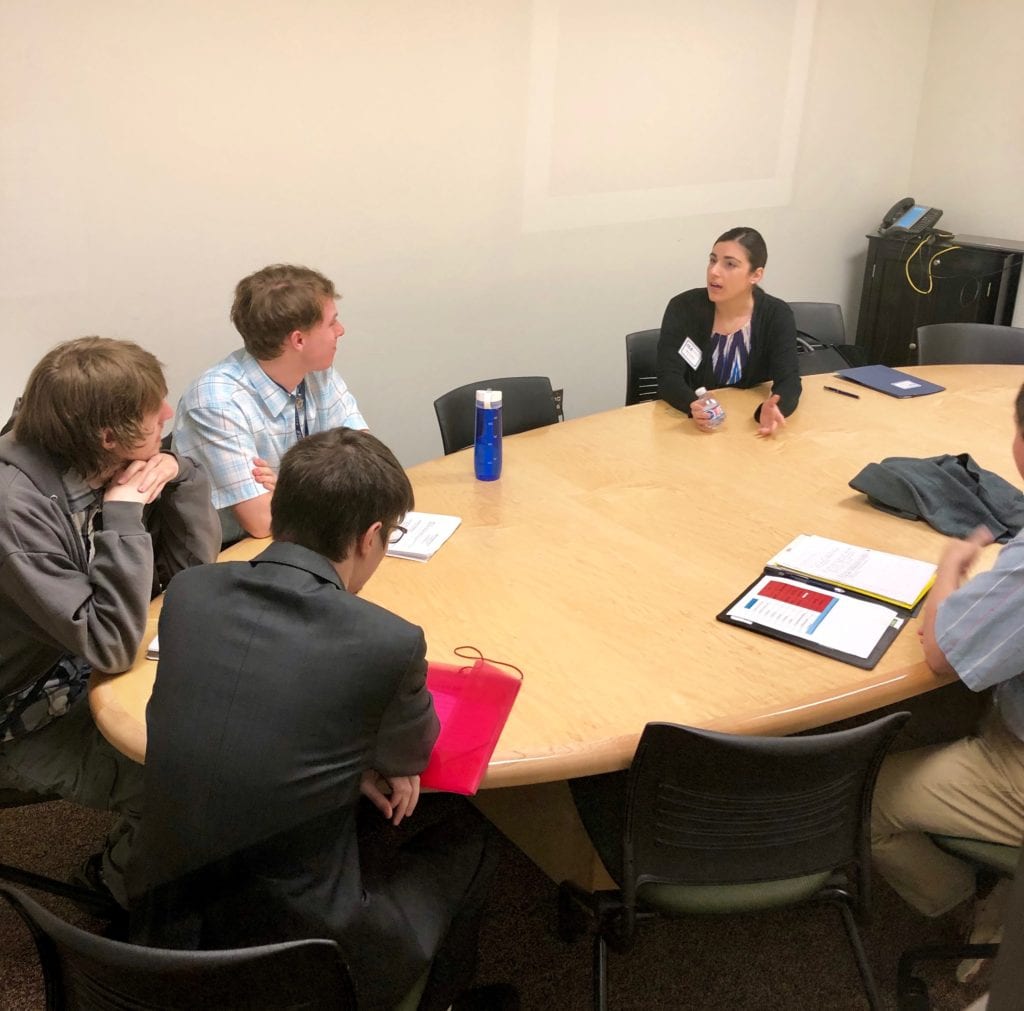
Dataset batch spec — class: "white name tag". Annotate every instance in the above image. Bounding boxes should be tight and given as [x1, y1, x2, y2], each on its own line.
[678, 337, 702, 370]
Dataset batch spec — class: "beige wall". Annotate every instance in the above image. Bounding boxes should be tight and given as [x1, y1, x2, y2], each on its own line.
[911, 0, 1024, 323]
[4, 0, 1016, 466]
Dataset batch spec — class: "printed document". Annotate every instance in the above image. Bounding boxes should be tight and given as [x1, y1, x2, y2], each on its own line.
[386, 511, 462, 562]
[768, 534, 935, 609]
[725, 575, 900, 660]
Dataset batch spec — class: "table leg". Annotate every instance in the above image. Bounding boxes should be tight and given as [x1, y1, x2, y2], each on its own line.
[473, 780, 615, 891]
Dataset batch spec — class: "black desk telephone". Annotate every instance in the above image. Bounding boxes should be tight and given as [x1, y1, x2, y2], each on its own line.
[878, 197, 944, 238]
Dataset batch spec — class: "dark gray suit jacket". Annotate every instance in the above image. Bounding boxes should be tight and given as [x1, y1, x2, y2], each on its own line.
[128, 541, 440, 1003]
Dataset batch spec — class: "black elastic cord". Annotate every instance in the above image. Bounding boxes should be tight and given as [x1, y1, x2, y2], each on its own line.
[452, 645, 524, 681]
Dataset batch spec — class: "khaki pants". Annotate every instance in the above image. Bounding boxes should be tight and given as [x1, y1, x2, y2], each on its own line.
[871, 708, 1024, 917]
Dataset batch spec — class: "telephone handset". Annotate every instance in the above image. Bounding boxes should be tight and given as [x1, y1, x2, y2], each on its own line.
[878, 197, 944, 238]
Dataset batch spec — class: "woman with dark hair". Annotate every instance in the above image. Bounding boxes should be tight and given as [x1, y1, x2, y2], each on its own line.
[656, 226, 800, 436]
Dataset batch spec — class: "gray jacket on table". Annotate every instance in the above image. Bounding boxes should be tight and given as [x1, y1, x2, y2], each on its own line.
[849, 452, 1024, 545]
[0, 433, 221, 698]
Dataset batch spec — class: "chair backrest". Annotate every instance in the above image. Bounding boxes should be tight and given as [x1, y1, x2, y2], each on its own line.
[622, 712, 909, 911]
[0, 397, 22, 436]
[790, 302, 846, 346]
[916, 322, 1024, 365]
[0, 885, 357, 1010]
[624, 329, 660, 406]
[795, 341, 856, 376]
[433, 376, 560, 455]
[989, 846, 1024, 1009]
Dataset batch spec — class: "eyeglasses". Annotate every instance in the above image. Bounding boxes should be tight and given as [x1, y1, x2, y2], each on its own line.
[386, 525, 408, 546]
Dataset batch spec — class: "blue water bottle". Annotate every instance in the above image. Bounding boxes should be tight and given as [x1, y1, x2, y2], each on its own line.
[474, 389, 503, 481]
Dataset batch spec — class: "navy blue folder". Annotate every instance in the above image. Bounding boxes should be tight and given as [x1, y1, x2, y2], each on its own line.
[834, 365, 945, 398]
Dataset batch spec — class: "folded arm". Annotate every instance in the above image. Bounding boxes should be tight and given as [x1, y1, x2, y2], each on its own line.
[173, 404, 275, 540]
[0, 496, 153, 674]
[373, 631, 440, 775]
[142, 454, 222, 591]
[231, 493, 273, 540]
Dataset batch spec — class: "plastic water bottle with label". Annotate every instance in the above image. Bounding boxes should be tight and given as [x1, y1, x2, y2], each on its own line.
[474, 389, 503, 480]
[694, 387, 726, 429]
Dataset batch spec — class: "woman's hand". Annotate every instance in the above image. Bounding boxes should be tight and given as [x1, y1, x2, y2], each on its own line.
[756, 394, 785, 437]
[689, 397, 718, 432]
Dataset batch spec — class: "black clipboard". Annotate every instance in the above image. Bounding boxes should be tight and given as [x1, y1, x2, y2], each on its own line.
[716, 568, 920, 669]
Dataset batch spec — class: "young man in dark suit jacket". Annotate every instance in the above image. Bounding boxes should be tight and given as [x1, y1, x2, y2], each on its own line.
[128, 428, 506, 1010]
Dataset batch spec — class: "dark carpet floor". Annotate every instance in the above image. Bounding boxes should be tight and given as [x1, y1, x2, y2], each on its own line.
[0, 800, 988, 1010]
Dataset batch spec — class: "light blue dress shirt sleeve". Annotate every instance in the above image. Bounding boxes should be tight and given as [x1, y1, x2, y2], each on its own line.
[936, 530, 1024, 739]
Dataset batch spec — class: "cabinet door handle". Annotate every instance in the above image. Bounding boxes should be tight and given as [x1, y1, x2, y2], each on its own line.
[909, 342, 918, 350]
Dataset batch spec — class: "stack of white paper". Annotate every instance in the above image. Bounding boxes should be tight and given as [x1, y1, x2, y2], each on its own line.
[386, 512, 462, 562]
[768, 534, 936, 609]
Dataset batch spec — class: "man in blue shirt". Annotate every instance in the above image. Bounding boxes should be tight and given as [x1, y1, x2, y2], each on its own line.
[173, 264, 368, 545]
[872, 382, 1024, 979]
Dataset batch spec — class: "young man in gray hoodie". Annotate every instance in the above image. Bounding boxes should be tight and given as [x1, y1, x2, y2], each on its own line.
[0, 337, 220, 909]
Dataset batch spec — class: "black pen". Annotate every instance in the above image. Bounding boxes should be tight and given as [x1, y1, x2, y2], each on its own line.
[824, 385, 860, 400]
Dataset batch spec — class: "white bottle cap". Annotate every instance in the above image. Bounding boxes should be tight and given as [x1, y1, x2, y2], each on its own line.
[695, 387, 708, 397]
[476, 389, 502, 408]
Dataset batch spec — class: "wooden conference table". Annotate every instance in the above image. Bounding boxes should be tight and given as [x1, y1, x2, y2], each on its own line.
[90, 365, 1024, 885]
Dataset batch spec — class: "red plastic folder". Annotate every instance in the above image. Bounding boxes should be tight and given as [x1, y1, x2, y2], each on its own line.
[420, 651, 522, 796]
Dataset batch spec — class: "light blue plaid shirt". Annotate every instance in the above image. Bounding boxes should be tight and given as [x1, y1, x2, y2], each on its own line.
[937, 527, 1024, 742]
[172, 349, 367, 543]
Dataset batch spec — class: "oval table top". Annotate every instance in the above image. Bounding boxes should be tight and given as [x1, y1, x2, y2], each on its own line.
[90, 365, 1024, 788]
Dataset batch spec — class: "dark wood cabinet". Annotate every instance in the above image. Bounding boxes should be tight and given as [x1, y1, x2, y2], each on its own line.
[855, 234, 1023, 366]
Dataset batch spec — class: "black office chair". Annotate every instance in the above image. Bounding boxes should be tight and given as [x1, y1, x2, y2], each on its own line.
[915, 322, 1024, 365]
[987, 844, 1024, 1011]
[624, 329, 660, 406]
[790, 301, 847, 346]
[433, 376, 561, 455]
[0, 790, 116, 917]
[1, 883, 361, 1010]
[790, 301, 870, 375]
[0, 397, 21, 436]
[559, 712, 909, 1011]
[897, 836, 1021, 1010]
